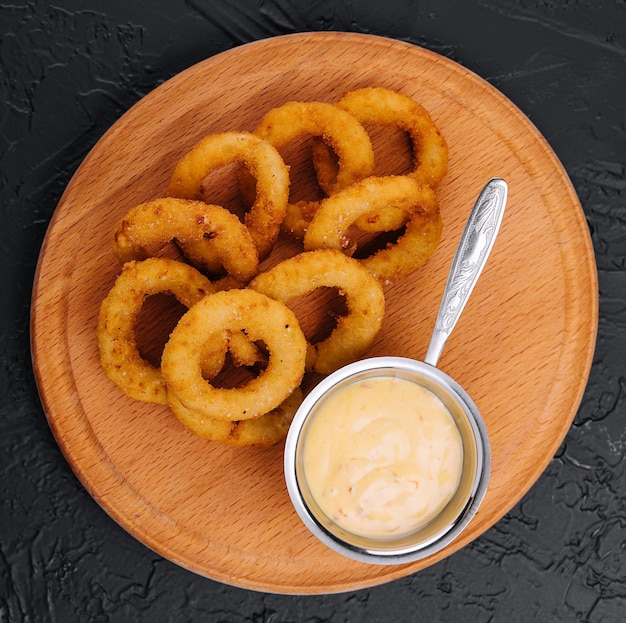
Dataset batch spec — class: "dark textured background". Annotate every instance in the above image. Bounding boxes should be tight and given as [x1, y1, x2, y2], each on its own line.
[1, 1, 625, 621]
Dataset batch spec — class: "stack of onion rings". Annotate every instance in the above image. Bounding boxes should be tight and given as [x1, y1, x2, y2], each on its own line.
[270, 88, 448, 239]
[162, 289, 306, 447]
[98, 87, 448, 446]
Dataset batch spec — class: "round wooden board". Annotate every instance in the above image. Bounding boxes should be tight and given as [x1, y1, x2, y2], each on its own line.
[31, 32, 597, 594]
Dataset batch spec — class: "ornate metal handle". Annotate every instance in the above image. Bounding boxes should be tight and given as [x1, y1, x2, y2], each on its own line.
[424, 178, 508, 367]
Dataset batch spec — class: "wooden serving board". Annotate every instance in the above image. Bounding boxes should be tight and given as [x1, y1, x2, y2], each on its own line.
[31, 33, 597, 594]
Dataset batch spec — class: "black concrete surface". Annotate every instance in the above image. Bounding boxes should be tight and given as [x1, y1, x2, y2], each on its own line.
[1, 1, 625, 621]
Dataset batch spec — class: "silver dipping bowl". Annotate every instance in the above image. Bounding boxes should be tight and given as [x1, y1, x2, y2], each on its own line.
[284, 355, 490, 564]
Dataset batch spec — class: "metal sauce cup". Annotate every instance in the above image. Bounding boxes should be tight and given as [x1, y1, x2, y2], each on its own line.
[284, 178, 508, 564]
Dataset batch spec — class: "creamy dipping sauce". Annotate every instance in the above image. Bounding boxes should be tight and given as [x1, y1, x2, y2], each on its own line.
[302, 376, 463, 539]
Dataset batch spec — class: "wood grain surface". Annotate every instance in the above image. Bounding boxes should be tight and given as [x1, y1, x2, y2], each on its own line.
[30, 32, 597, 594]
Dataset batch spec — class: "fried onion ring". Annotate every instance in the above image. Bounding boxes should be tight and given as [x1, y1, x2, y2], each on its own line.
[248, 250, 385, 375]
[168, 381, 303, 447]
[161, 289, 307, 421]
[313, 87, 448, 190]
[165, 327, 300, 446]
[303, 176, 442, 284]
[97, 257, 214, 404]
[112, 197, 259, 290]
[167, 131, 290, 261]
[250, 101, 375, 238]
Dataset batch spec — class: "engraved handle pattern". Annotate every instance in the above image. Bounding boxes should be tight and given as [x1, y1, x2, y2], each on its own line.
[424, 178, 508, 367]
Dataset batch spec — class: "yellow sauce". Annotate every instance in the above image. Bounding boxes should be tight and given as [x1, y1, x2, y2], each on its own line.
[302, 376, 463, 539]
